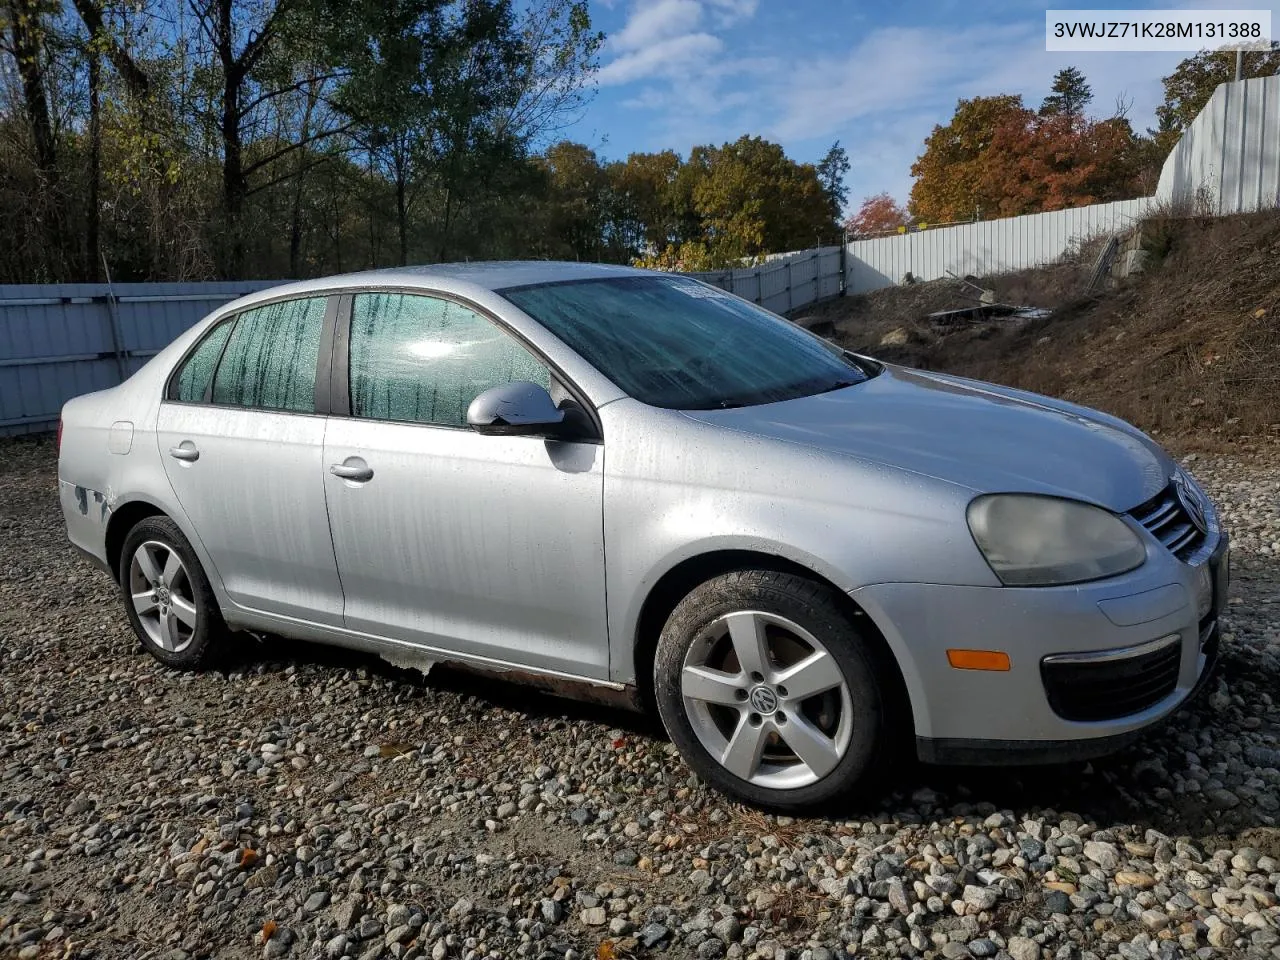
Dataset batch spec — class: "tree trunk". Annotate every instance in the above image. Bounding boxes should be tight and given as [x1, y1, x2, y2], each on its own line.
[396, 172, 408, 267]
[221, 83, 245, 278]
[8, 0, 62, 276]
[367, 152, 378, 268]
[288, 82, 318, 277]
[217, 0, 245, 278]
[438, 186, 454, 262]
[87, 44, 102, 282]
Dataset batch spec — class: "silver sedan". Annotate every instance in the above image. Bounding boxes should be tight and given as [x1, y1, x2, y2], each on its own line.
[58, 262, 1229, 810]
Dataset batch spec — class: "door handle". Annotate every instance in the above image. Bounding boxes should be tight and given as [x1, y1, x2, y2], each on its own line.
[330, 461, 373, 482]
[169, 443, 200, 462]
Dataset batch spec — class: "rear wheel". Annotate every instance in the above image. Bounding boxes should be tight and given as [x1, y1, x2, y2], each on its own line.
[654, 570, 893, 811]
[119, 516, 225, 669]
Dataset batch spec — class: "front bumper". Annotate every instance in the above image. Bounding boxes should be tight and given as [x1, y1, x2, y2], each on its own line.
[852, 531, 1229, 765]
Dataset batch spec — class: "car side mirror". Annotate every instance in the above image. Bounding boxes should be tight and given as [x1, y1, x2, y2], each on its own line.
[466, 381, 567, 437]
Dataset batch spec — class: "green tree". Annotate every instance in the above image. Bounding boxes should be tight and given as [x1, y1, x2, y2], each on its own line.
[538, 140, 609, 261]
[686, 135, 836, 264]
[607, 149, 684, 255]
[816, 140, 849, 218]
[1040, 66, 1092, 116]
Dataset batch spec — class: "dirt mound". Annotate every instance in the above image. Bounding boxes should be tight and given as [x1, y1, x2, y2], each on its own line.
[806, 211, 1280, 453]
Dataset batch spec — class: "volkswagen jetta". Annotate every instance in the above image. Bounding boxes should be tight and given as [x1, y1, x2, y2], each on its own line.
[58, 262, 1229, 810]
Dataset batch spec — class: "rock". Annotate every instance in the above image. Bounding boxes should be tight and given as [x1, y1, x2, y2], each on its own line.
[540, 899, 563, 923]
[879, 327, 909, 347]
[580, 906, 607, 926]
[638, 923, 670, 948]
[1043, 890, 1072, 915]
[1141, 910, 1170, 930]
[304, 891, 330, 913]
[696, 939, 726, 960]
[887, 878, 912, 914]
[332, 897, 362, 931]
[1007, 936, 1039, 960]
[712, 917, 742, 943]
[962, 885, 998, 911]
[612, 848, 639, 867]
[1083, 841, 1120, 872]
[1115, 871, 1156, 889]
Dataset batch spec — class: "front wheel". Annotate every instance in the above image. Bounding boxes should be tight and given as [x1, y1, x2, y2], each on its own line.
[654, 570, 894, 811]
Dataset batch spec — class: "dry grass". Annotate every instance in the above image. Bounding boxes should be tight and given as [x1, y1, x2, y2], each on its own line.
[806, 210, 1280, 453]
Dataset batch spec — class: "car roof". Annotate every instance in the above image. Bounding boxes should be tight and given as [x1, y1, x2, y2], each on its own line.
[222, 261, 653, 313]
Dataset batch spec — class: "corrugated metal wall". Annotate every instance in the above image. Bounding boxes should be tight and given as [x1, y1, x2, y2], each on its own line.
[0, 282, 281, 435]
[845, 199, 1152, 292]
[1157, 74, 1280, 215]
[684, 246, 844, 314]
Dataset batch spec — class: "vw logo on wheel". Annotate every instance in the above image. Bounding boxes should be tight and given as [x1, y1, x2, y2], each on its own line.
[748, 686, 779, 714]
[1173, 472, 1208, 534]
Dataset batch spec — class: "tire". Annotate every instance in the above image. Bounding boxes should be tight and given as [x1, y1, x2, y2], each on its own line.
[654, 569, 894, 812]
[118, 515, 226, 670]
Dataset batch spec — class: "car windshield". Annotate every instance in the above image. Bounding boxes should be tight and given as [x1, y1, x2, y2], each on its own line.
[501, 275, 871, 410]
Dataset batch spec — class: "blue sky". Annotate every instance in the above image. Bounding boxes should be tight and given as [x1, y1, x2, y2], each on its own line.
[562, 0, 1280, 211]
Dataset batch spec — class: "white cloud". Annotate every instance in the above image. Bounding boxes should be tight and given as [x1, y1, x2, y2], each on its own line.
[611, 0, 703, 52]
[597, 0, 761, 87]
[598, 33, 725, 85]
[705, 0, 759, 25]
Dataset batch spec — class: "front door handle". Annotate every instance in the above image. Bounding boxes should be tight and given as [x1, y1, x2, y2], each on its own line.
[330, 459, 373, 482]
[169, 442, 200, 462]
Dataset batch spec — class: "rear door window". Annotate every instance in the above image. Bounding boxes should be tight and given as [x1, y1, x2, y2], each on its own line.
[210, 297, 328, 413]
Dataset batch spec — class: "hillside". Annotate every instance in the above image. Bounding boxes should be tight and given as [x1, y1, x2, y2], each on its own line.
[801, 210, 1280, 454]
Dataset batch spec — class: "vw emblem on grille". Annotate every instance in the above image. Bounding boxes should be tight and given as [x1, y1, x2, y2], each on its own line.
[1173, 472, 1208, 535]
[748, 686, 779, 714]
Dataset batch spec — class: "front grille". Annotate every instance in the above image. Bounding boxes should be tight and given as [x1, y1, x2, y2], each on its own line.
[1041, 637, 1182, 722]
[1130, 484, 1206, 562]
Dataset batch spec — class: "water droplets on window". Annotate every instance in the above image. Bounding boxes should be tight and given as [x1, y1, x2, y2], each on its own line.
[349, 293, 549, 427]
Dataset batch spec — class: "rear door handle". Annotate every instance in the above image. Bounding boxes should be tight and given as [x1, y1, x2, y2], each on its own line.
[330, 460, 373, 482]
[169, 442, 200, 462]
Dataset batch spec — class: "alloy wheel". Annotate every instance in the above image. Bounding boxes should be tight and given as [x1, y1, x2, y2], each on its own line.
[128, 540, 198, 653]
[680, 610, 853, 789]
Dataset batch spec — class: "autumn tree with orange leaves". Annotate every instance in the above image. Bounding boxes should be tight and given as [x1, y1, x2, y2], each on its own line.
[845, 193, 912, 237]
[909, 69, 1147, 222]
[976, 112, 1143, 217]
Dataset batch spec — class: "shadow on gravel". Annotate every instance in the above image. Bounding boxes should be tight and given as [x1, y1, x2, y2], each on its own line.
[177, 534, 1280, 849]
[213, 628, 666, 739]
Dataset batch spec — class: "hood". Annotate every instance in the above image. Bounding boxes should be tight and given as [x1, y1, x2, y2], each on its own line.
[683, 365, 1171, 511]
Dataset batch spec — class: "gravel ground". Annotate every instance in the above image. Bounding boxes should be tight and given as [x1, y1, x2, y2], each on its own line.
[1, 438, 1278, 960]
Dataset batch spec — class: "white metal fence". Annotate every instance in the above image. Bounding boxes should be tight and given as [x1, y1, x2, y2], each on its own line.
[683, 245, 844, 314]
[1157, 73, 1280, 214]
[845, 199, 1152, 293]
[845, 74, 1280, 294]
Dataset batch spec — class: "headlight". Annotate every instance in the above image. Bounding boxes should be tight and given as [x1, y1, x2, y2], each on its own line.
[967, 495, 1146, 586]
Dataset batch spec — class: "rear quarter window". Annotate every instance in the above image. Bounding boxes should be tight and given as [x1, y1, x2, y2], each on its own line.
[171, 319, 234, 403]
